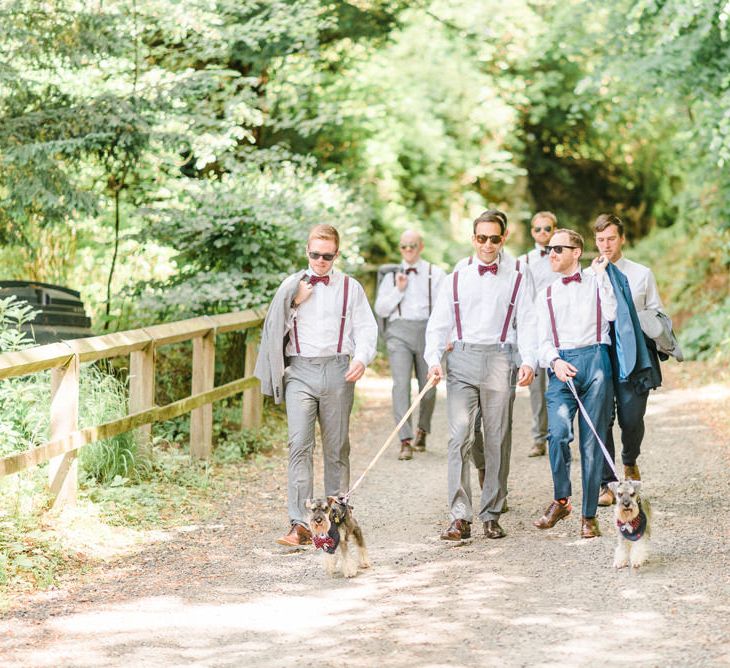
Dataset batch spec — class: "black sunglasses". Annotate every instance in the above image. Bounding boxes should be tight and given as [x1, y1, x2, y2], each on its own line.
[475, 234, 503, 245]
[532, 225, 553, 233]
[308, 251, 336, 261]
[546, 245, 578, 255]
[400, 243, 419, 250]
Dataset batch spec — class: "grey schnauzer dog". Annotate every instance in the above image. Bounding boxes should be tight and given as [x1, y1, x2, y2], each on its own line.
[305, 497, 370, 578]
[608, 480, 652, 569]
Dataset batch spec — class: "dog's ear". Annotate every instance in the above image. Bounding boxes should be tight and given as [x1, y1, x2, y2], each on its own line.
[305, 499, 314, 510]
[631, 481, 642, 495]
[607, 481, 619, 495]
[326, 496, 337, 507]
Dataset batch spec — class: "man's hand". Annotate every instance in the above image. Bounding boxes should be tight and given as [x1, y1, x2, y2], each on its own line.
[395, 272, 408, 292]
[293, 279, 314, 307]
[428, 364, 444, 385]
[517, 364, 535, 387]
[591, 254, 609, 277]
[553, 359, 578, 382]
[345, 360, 366, 383]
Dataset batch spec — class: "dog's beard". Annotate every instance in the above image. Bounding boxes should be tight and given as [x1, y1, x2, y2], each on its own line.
[308, 515, 331, 537]
[615, 504, 639, 524]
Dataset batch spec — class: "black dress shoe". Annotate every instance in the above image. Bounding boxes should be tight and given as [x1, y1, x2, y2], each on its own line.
[483, 520, 506, 539]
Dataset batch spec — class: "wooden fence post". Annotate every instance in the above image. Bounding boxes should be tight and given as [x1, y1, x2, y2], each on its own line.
[49, 354, 79, 508]
[190, 330, 215, 459]
[129, 343, 155, 455]
[242, 329, 262, 429]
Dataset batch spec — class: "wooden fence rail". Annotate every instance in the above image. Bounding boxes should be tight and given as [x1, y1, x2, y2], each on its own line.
[0, 308, 266, 508]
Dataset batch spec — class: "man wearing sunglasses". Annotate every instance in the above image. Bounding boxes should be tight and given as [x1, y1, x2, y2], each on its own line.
[256, 224, 378, 547]
[593, 214, 664, 506]
[519, 212, 560, 458]
[533, 229, 616, 539]
[374, 230, 446, 460]
[426, 210, 537, 541]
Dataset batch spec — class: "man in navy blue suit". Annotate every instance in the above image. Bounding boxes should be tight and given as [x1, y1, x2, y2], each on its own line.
[593, 214, 663, 506]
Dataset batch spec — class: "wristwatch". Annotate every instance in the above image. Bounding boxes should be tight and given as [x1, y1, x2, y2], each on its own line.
[290, 297, 299, 309]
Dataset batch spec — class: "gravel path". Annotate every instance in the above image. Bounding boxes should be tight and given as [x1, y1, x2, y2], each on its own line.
[1, 370, 729, 667]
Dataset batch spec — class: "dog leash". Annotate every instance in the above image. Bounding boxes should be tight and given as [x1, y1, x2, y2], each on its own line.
[566, 377, 622, 482]
[343, 375, 438, 502]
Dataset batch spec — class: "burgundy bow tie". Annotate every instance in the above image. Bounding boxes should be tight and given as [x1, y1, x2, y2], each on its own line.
[478, 263, 498, 276]
[309, 275, 330, 286]
[540, 250, 548, 257]
[562, 272, 581, 285]
[405, 267, 418, 275]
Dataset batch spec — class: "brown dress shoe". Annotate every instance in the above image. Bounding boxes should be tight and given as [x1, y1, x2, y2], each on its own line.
[276, 524, 312, 547]
[598, 485, 616, 506]
[581, 516, 601, 539]
[440, 519, 471, 541]
[533, 500, 572, 529]
[478, 468, 485, 490]
[484, 520, 506, 539]
[412, 429, 427, 452]
[398, 439, 413, 460]
[624, 464, 641, 481]
[528, 441, 546, 457]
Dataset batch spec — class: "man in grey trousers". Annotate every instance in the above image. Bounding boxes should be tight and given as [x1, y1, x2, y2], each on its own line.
[518, 211, 559, 457]
[255, 224, 378, 547]
[374, 230, 445, 461]
[426, 210, 538, 541]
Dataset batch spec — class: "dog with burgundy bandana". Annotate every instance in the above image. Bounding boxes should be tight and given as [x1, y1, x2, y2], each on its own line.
[306, 496, 370, 578]
[608, 480, 652, 569]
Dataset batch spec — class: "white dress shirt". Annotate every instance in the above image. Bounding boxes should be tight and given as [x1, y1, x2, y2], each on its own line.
[425, 257, 538, 369]
[613, 256, 664, 312]
[285, 269, 378, 366]
[374, 258, 446, 322]
[536, 269, 617, 368]
[520, 245, 559, 293]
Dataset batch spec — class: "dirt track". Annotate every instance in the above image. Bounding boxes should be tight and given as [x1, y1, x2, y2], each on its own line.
[1, 370, 729, 667]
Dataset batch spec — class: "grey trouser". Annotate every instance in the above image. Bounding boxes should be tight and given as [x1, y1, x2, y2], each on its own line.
[385, 319, 436, 441]
[529, 366, 548, 444]
[447, 343, 516, 522]
[284, 355, 354, 526]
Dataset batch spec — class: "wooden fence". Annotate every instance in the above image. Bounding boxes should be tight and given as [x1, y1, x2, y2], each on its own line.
[0, 309, 266, 508]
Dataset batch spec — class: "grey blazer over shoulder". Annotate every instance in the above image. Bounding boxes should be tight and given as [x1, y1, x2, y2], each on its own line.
[254, 270, 307, 404]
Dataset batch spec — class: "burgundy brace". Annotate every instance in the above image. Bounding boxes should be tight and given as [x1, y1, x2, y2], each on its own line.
[500, 270, 523, 343]
[337, 276, 350, 354]
[546, 283, 603, 348]
[293, 275, 350, 355]
[452, 264, 523, 343]
[453, 271, 462, 340]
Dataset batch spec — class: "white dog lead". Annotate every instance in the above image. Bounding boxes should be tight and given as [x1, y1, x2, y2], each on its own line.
[343, 375, 438, 502]
[566, 377, 622, 482]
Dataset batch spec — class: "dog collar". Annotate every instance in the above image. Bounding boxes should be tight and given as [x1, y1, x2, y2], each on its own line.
[312, 524, 340, 554]
[616, 500, 647, 542]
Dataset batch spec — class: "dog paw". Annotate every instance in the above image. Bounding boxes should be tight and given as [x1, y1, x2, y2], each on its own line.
[630, 559, 646, 569]
[343, 567, 358, 578]
[613, 559, 629, 569]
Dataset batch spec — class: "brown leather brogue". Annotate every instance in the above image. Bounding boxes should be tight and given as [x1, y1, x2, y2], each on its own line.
[598, 485, 616, 506]
[581, 516, 601, 539]
[398, 439, 413, 461]
[440, 519, 471, 541]
[624, 464, 641, 481]
[412, 429, 427, 452]
[276, 524, 312, 547]
[483, 520, 506, 539]
[533, 500, 572, 529]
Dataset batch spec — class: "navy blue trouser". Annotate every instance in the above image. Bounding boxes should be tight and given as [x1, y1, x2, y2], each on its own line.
[601, 378, 649, 484]
[546, 344, 613, 518]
